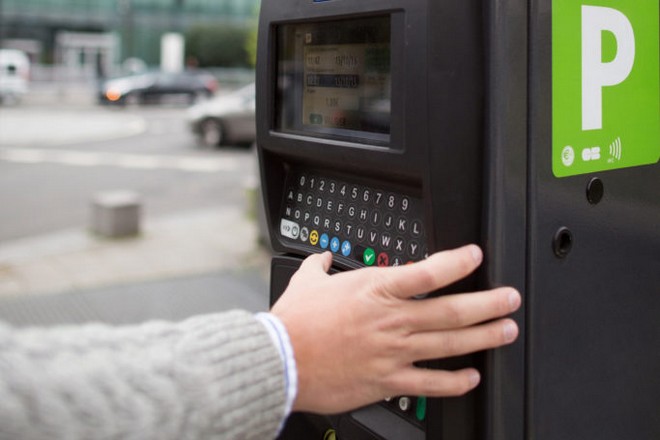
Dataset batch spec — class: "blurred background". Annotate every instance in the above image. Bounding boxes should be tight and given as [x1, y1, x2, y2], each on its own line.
[0, 0, 271, 327]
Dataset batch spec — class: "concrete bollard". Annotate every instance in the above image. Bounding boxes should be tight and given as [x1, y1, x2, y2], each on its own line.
[90, 191, 142, 238]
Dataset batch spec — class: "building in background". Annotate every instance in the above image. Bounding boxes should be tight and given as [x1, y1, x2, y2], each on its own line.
[0, 0, 259, 80]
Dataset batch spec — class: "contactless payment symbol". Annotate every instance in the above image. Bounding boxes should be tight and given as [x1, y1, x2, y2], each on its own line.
[552, 0, 660, 177]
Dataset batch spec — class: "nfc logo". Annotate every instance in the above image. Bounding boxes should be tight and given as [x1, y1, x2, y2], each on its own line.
[582, 6, 635, 131]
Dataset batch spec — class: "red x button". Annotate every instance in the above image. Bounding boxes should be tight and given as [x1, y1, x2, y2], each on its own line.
[377, 252, 390, 267]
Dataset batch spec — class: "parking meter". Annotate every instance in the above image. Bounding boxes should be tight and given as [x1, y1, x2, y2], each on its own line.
[256, 1, 660, 439]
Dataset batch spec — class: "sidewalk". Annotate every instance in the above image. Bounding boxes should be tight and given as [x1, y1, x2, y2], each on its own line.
[0, 206, 272, 325]
[0, 206, 269, 297]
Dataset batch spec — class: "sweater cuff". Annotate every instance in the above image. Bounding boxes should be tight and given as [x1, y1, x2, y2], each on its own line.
[255, 313, 298, 420]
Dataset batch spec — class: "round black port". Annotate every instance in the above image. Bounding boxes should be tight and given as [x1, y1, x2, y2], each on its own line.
[586, 177, 604, 204]
[553, 227, 573, 258]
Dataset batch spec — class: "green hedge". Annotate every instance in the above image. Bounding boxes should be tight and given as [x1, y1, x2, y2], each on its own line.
[185, 23, 251, 68]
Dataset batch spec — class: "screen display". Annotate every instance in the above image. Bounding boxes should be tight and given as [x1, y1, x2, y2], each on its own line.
[276, 16, 391, 144]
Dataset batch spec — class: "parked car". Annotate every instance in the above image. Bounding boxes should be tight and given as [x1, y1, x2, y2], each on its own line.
[187, 83, 255, 146]
[0, 49, 30, 105]
[98, 70, 217, 106]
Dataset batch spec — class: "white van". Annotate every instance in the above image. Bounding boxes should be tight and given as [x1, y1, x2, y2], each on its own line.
[0, 49, 30, 104]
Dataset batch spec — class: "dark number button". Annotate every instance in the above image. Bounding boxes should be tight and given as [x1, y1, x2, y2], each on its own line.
[387, 194, 396, 210]
[374, 191, 384, 206]
[362, 189, 371, 203]
[401, 197, 410, 212]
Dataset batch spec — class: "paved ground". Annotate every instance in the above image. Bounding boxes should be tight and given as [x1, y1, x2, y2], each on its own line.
[0, 83, 273, 326]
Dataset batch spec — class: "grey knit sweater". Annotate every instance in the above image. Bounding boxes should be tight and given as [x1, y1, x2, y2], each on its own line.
[0, 310, 287, 440]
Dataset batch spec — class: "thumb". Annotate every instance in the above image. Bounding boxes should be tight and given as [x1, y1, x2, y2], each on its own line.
[301, 251, 333, 273]
[294, 252, 333, 281]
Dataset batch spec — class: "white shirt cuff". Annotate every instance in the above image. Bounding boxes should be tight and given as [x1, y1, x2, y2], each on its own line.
[255, 312, 298, 424]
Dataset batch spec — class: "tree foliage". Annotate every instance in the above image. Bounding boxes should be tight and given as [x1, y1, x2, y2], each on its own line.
[185, 23, 251, 67]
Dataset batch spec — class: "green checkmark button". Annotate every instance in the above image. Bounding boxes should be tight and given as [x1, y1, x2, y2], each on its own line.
[363, 247, 376, 266]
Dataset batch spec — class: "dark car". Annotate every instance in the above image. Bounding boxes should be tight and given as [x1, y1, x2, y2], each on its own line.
[99, 71, 217, 106]
[187, 83, 255, 146]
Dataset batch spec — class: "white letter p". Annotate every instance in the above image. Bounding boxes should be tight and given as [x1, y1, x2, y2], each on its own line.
[582, 5, 635, 131]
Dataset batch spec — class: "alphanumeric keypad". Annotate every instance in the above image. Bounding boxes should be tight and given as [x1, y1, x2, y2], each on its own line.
[279, 170, 427, 267]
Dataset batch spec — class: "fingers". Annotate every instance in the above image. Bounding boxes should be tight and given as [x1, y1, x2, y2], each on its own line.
[378, 245, 483, 300]
[405, 318, 519, 361]
[389, 367, 481, 397]
[406, 287, 521, 332]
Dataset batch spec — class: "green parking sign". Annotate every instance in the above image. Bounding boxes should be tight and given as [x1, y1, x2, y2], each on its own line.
[553, 0, 660, 177]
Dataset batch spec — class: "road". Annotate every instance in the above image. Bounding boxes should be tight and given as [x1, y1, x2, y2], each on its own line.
[0, 103, 257, 242]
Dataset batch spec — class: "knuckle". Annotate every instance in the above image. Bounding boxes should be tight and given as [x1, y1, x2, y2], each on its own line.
[440, 332, 460, 356]
[441, 301, 463, 328]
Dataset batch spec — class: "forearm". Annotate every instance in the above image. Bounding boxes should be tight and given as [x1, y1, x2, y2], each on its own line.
[0, 310, 286, 440]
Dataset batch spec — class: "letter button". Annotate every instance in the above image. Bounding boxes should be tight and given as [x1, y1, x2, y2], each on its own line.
[397, 217, 408, 233]
[411, 220, 423, 237]
[408, 241, 420, 259]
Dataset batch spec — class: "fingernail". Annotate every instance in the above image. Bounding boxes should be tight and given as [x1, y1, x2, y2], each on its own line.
[508, 290, 521, 311]
[469, 370, 481, 387]
[503, 321, 518, 343]
[468, 245, 482, 264]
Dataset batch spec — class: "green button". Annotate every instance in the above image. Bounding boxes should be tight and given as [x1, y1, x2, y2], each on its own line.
[363, 247, 376, 266]
[416, 396, 427, 421]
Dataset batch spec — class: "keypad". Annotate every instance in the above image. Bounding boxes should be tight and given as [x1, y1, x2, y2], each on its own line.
[279, 170, 427, 267]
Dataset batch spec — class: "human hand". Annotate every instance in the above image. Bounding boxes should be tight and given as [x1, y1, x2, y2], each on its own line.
[271, 244, 521, 414]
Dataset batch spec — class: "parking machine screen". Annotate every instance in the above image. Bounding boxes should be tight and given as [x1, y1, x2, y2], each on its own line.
[276, 16, 392, 145]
